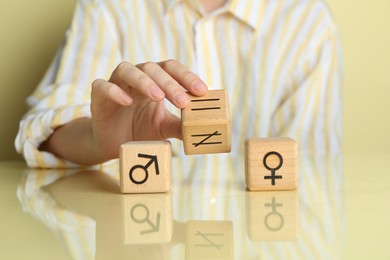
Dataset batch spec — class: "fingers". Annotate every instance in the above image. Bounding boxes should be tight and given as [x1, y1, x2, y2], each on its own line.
[110, 60, 207, 109]
[159, 112, 183, 140]
[158, 59, 207, 96]
[110, 62, 166, 102]
[91, 79, 133, 106]
[136, 62, 190, 108]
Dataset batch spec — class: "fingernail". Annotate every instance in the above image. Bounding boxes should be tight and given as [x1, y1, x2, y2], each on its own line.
[151, 87, 165, 100]
[193, 82, 207, 93]
[175, 93, 189, 107]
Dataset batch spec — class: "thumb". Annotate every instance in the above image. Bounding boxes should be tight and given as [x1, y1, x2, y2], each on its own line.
[160, 113, 183, 140]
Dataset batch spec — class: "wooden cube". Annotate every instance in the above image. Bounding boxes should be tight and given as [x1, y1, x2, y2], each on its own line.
[120, 141, 171, 193]
[246, 191, 299, 241]
[181, 89, 231, 155]
[121, 192, 173, 244]
[186, 220, 233, 260]
[245, 137, 298, 191]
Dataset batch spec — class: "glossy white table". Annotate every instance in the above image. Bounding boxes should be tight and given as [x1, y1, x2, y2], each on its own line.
[0, 153, 389, 259]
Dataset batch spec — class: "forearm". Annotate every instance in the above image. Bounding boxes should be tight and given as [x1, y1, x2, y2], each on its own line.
[39, 118, 106, 166]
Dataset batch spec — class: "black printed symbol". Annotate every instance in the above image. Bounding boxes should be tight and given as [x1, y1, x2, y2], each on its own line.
[194, 231, 224, 250]
[263, 151, 283, 185]
[129, 154, 159, 185]
[130, 204, 160, 235]
[264, 197, 284, 231]
[192, 131, 222, 147]
[191, 98, 221, 111]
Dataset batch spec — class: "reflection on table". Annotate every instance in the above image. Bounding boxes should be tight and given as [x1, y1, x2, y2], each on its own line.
[17, 154, 344, 259]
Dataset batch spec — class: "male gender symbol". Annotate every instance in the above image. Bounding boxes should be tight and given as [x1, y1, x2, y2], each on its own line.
[263, 151, 283, 185]
[129, 154, 160, 185]
[130, 204, 160, 235]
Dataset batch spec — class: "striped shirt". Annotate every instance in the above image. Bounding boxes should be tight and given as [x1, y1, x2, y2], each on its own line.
[15, 0, 343, 168]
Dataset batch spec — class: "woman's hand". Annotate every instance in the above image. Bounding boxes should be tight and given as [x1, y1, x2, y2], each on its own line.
[40, 60, 207, 165]
[90, 60, 207, 162]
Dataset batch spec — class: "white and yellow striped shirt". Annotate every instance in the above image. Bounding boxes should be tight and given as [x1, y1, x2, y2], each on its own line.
[15, 0, 343, 168]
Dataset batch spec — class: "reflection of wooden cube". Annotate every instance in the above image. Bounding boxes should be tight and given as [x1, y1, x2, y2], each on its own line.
[120, 141, 171, 193]
[186, 220, 233, 260]
[246, 191, 298, 241]
[245, 137, 298, 191]
[122, 192, 173, 244]
[181, 90, 231, 155]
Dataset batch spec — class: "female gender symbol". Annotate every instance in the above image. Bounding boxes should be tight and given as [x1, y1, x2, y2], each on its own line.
[264, 197, 284, 231]
[263, 151, 283, 185]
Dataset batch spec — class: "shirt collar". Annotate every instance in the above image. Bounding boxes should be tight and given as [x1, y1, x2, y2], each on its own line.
[162, 0, 183, 13]
[162, 0, 263, 30]
[226, 0, 263, 30]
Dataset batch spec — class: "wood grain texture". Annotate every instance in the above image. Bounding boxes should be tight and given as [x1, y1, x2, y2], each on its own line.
[245, 137, 298, 191]
[246, 191, 299, 241]
[120, 141, 171, 193]
[181, 89, 231, 155]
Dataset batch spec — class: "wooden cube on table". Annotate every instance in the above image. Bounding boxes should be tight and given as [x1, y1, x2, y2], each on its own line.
[181, 89, 231, 155]
[245, 137, 298, 191]
[120, 141, 171, 193]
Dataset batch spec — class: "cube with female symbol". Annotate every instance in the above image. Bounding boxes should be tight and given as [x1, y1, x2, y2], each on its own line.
[245, 137, 298, 191]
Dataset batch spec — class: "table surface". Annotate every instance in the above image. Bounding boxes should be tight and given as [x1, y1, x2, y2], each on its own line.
[0, 153, 389, 260]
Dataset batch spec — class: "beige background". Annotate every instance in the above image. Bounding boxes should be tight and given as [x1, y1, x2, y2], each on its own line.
[0, 1, 77, 160]
[1, 0, 389, 160]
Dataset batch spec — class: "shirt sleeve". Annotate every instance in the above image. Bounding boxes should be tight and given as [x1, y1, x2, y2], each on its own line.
[15, 0, 122, 168]
[271, 20, 343, 154]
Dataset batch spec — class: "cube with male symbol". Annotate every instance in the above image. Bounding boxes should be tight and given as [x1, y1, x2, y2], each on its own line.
[120, 141, 171, 193]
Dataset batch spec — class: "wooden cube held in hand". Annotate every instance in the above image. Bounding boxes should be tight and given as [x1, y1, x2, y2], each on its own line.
[120, 141, 171, 193]
[245, 137, 298, 191]
[181, 89, 231, 155]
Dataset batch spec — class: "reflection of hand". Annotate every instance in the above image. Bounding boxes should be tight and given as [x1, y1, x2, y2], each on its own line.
[17, 168, 98, 260]
[39, 169, 183, 259]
